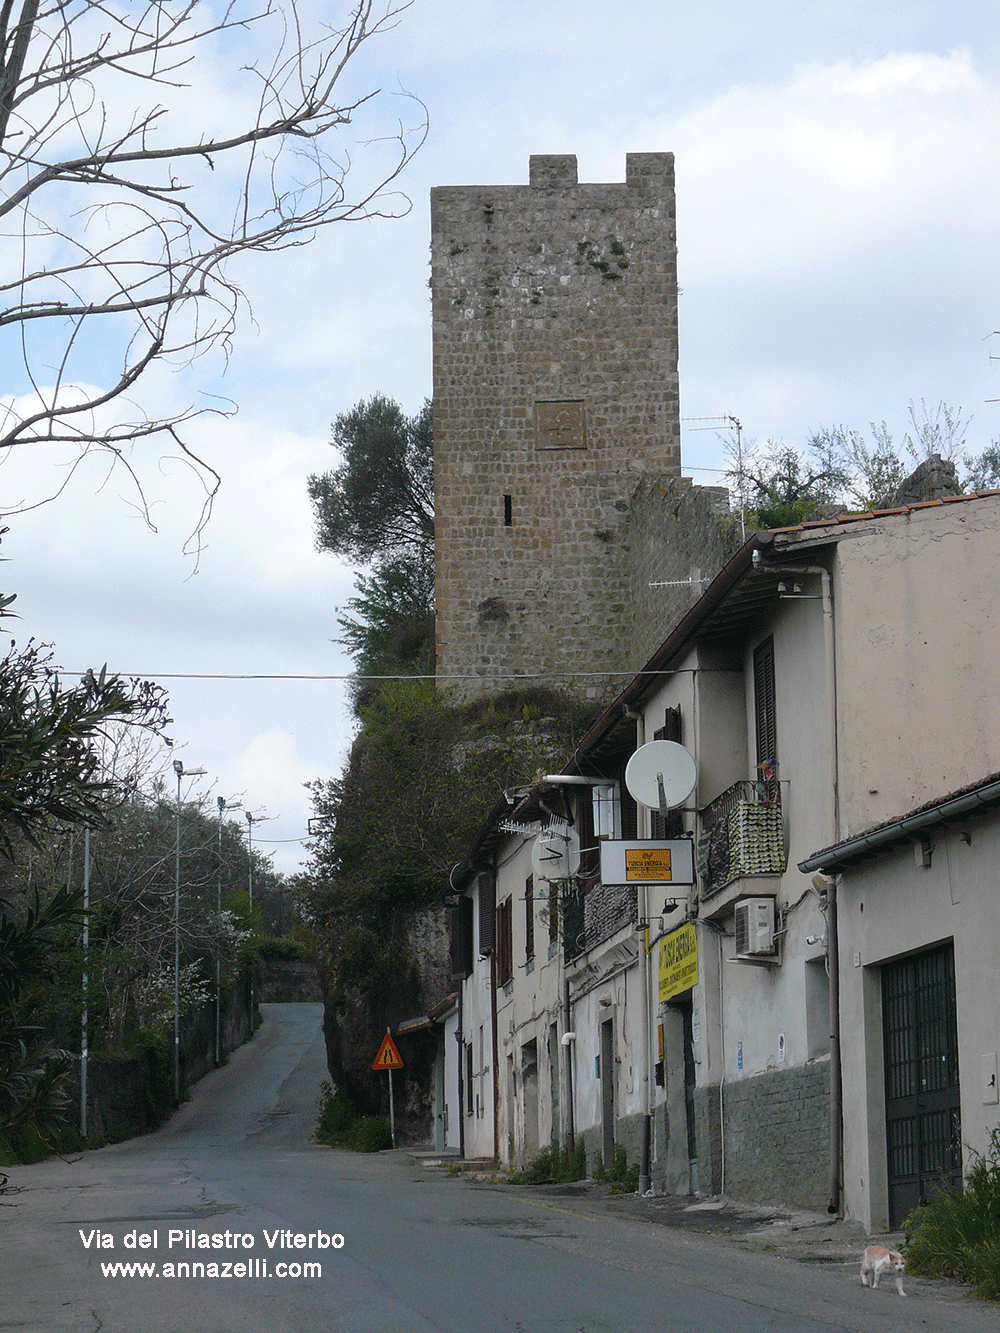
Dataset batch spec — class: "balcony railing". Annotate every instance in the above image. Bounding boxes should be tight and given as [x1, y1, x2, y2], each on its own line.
[562, 880, 638, 962]
[698, 779, 784, 898]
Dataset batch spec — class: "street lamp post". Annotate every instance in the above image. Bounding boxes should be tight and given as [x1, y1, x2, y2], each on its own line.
[215, 796, 242, 1067]
[173, 759, 206, 1108]
[245, 811, 257, 1026]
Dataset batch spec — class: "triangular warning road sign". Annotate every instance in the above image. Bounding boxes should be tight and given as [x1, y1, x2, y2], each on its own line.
[372, 1031, 403, 1071]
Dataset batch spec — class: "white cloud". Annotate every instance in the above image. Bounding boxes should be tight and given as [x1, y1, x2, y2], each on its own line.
[649, 50, 1000, 455]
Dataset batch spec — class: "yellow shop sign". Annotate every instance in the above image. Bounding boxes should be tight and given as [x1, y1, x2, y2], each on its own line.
[658, 922, 698, 1003]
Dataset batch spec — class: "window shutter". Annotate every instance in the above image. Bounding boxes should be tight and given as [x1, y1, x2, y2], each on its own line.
[753, 637, 777, 768]
[654, 705, 682, 744]
[449, 897, 474, 979]
[449, 904, 463, 978]
[524, 874, 534, 962]
[477, 871, 496, 955]
[496, 898, 513, 986]
[652, 707, 684, 837]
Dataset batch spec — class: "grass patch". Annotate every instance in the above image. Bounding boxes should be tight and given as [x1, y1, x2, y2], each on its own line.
[592, 1143, 640, 1194]
[904, 1127, 1000, 1300]
[512, 1140, 587, 1184]
[315, 1083, 392, 1153]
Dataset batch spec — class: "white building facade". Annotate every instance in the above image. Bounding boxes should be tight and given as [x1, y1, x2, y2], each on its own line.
[443, 491, 1000, 1217]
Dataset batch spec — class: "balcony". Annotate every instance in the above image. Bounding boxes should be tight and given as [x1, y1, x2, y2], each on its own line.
[698, 779, 785, 901]
[562, 880, 637, 962]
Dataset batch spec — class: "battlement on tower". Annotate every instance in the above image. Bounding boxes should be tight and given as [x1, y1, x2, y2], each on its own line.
[431, 153, 681, 699]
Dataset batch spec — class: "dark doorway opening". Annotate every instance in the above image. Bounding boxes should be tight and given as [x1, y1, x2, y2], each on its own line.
[883, 942, 962, 1227]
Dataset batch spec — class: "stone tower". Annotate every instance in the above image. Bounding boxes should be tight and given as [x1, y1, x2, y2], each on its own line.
[431, 153, 680, 698]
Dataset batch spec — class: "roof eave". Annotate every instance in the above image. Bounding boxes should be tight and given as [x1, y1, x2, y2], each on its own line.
[799, 776, 1000, 873]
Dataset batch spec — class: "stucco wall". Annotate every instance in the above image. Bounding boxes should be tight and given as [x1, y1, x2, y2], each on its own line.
[838, 816, 1000, 1230]
[817, 497, 1000, 833]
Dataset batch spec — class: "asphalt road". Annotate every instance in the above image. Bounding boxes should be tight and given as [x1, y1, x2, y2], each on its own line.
[1, 1003, 995, 1333]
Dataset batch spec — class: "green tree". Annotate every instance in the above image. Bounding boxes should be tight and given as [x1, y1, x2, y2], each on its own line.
[309, 395, 435, 706]
[740, 442, 843, 528]
[336, 554, 435, 706]
[0, 886, 84, 1147]
[304, 684, 598, 1110]
[0, 640, 171, 860]
[807, 423, 906, 512]
[963, 442, 1000, 491]
[0, 612, 172, 1150]
[309, 395, 434, 564]
[729, 400, 987, 529]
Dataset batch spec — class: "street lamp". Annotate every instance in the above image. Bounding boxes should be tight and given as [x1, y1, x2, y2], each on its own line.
[243, 810, 275, 1028]
[173, 759, 207, 1108]
[245, 811, 259, 1024]
[215, 796, 242, 1067]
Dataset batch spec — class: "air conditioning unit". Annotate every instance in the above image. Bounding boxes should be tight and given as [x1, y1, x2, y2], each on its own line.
[734, 897, 776, 958]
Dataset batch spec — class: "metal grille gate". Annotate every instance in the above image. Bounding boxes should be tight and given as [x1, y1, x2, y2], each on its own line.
[882, 943, 962, 1227]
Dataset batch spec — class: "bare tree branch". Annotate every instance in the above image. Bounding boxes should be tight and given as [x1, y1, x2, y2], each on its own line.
[0, 0, 425, 546]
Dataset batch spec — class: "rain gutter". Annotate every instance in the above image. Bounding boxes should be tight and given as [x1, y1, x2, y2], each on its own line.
[798, 776, 1000, 873]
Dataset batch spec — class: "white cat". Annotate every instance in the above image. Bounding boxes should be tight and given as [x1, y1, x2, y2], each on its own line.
[860, 1245, 907, 1296]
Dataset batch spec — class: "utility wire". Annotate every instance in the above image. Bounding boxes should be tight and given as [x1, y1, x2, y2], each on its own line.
[63, 667, 703, 682]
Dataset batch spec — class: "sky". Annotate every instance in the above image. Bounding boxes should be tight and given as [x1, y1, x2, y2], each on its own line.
[2, 0, 999, 875]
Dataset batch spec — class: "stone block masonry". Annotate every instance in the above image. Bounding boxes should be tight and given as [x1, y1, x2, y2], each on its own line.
[432, 153, 680, 700]
[694, 1060, 831, 1210]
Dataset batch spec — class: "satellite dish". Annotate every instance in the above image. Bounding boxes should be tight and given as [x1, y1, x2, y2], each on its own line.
[625, 740, 697, 813]
[531, 822, 581, 881]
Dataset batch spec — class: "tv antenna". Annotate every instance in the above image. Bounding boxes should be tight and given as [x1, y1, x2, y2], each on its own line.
[682, 414, 746, 540]
[530, 821, 581, 882]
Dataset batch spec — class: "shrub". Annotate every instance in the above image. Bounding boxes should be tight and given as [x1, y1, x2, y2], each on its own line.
[904, 1127, 1000, 1300]
[254, 934, 313, 961]
[353, 1115, 393, 1153]
[315, 1083, 391, 1153]
[593, 1143, 639, 1194]
[515, 1141, 587, 1184]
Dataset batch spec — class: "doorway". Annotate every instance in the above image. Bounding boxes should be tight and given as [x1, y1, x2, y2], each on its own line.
[521, 1039, 539, 1161]
[548, 1022, 560, 1146]
[600, 1018, 615, 1169]
[882, 943, 962, 1227]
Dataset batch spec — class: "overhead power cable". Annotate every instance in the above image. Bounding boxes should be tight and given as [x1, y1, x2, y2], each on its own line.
[63, 667, 702, 682]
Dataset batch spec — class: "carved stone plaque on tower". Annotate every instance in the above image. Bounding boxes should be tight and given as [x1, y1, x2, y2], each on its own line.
[535, 400, 586, 450]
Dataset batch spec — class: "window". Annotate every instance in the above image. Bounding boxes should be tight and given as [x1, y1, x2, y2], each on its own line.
[478, 1026, 485, 1118]
[524, 874, 535, 963]
[465, 1043, 473, 1116]
[503, 494, 512, 526]
[496, 897, 513, 986]
[449, 897, 474, 979]
[576, 789, 599, 884]
[478, 871, 496, 955]
[548, 882, 559, 944]
[652, 706, 684, 838]
[753, 636, 777, 772]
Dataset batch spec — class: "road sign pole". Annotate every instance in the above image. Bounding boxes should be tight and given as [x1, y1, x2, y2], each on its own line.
[372, 1029, 403, 1147]
[388, 1068, 395, 1148]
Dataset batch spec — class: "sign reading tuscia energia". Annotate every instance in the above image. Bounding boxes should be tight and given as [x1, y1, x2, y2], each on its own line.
[658, 922, 698, 1003]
